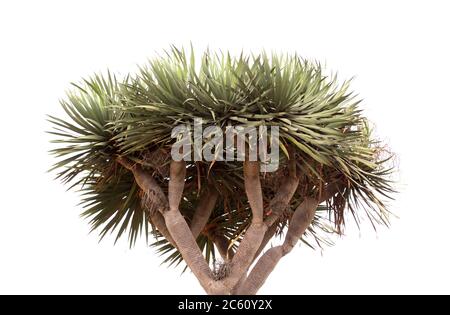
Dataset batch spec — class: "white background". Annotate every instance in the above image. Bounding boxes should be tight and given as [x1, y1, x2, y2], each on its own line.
[1, 0, 449, 294]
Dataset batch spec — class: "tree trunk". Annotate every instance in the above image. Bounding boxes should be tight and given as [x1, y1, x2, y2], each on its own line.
[117, 155, 337, 295]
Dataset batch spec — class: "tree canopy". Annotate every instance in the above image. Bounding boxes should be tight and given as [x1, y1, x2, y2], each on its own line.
[49, 47, 395, 273]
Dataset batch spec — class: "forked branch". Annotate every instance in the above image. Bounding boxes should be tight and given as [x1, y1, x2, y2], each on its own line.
[163, 160, 226, 294]
[117, 157, 224, 294]
[237, 197, 319, 294]
[223, 160, 267, 289]
[190, 187, 219, 238]
[117, 154, 338, 295]
[116, 156, 174, 245]
[236, 183, 343, 294]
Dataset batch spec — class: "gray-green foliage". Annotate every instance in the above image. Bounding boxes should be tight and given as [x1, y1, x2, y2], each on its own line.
[48, 46, 395, 267]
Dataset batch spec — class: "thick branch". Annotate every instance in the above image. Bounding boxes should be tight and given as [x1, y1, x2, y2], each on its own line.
[237, 197, 319, 295]
[116, 156, 135, 171]
[237, 245, 284, 295]
[243, 160, 263, 223]
[118, 157, 225, 294]
[282, 198, 318, 254]
[264, 175, 300, 227]
[117, 153, 339, 295]
[190, 188, 219, 238]
[117, 156, 168, 213]
[225, 223, 266, 289]
[224, 161, 267, 289]
[248, 180, 341, 263]
[168, 160, 186, 211]
[191, 188, 233, 262]
[226, 160, 302, 290]
[117, 156, 173, 243]
[163, 210, 224, 293]
[163, 160, 225, 293]
[150, 211, 176, 247]
[252, 161, 300, 264]
[252, 223, 278, 262]
[231, 274, 247, 295]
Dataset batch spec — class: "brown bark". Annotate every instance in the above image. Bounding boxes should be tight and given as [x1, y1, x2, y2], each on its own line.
[264, 175, 300, 227]
[163, 160, 228, 294]
[223, 161, 267, 290]
[231, 274, 247, 295]
[117, 157, 174, 246]
[168, 160, 186, 211]
[117, 157, 225, 294]
[190, 188, 219, 238]
[243, 160, 264, 223]
[190, 187, 232, 262]
[149, 211, 176, 247]
[252, 223, 278, 262]
[236, 197, 319, 295]
[116, 156, 168, 213]
[226, 223, 267, 283]
[163, 209, 224, 293]
[237, 246, 284, 295]
[252, 161, 301, 265]
[118, 154, 342, 295]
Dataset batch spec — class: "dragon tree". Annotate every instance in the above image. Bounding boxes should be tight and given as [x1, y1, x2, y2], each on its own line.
[48, 47, 395, 295]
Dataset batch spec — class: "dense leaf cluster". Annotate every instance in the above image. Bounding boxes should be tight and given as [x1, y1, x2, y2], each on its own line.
[49, 47, 395, 267]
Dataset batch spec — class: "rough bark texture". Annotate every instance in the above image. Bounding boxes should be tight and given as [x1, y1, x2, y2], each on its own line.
[165, 160, 227, 294]
[252, 223, 278, 262]
[168, 160, 186, 211]
[150, 211, 176, 247]
[163, 209, 223, 294]
[117, 155, 338, 295]
[243, 160, 264, 223]
[190, 188, 219, 238]
[237, 198, 319, 294]
[264, 175, 300, 226]
[223, 161, 267, 290]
